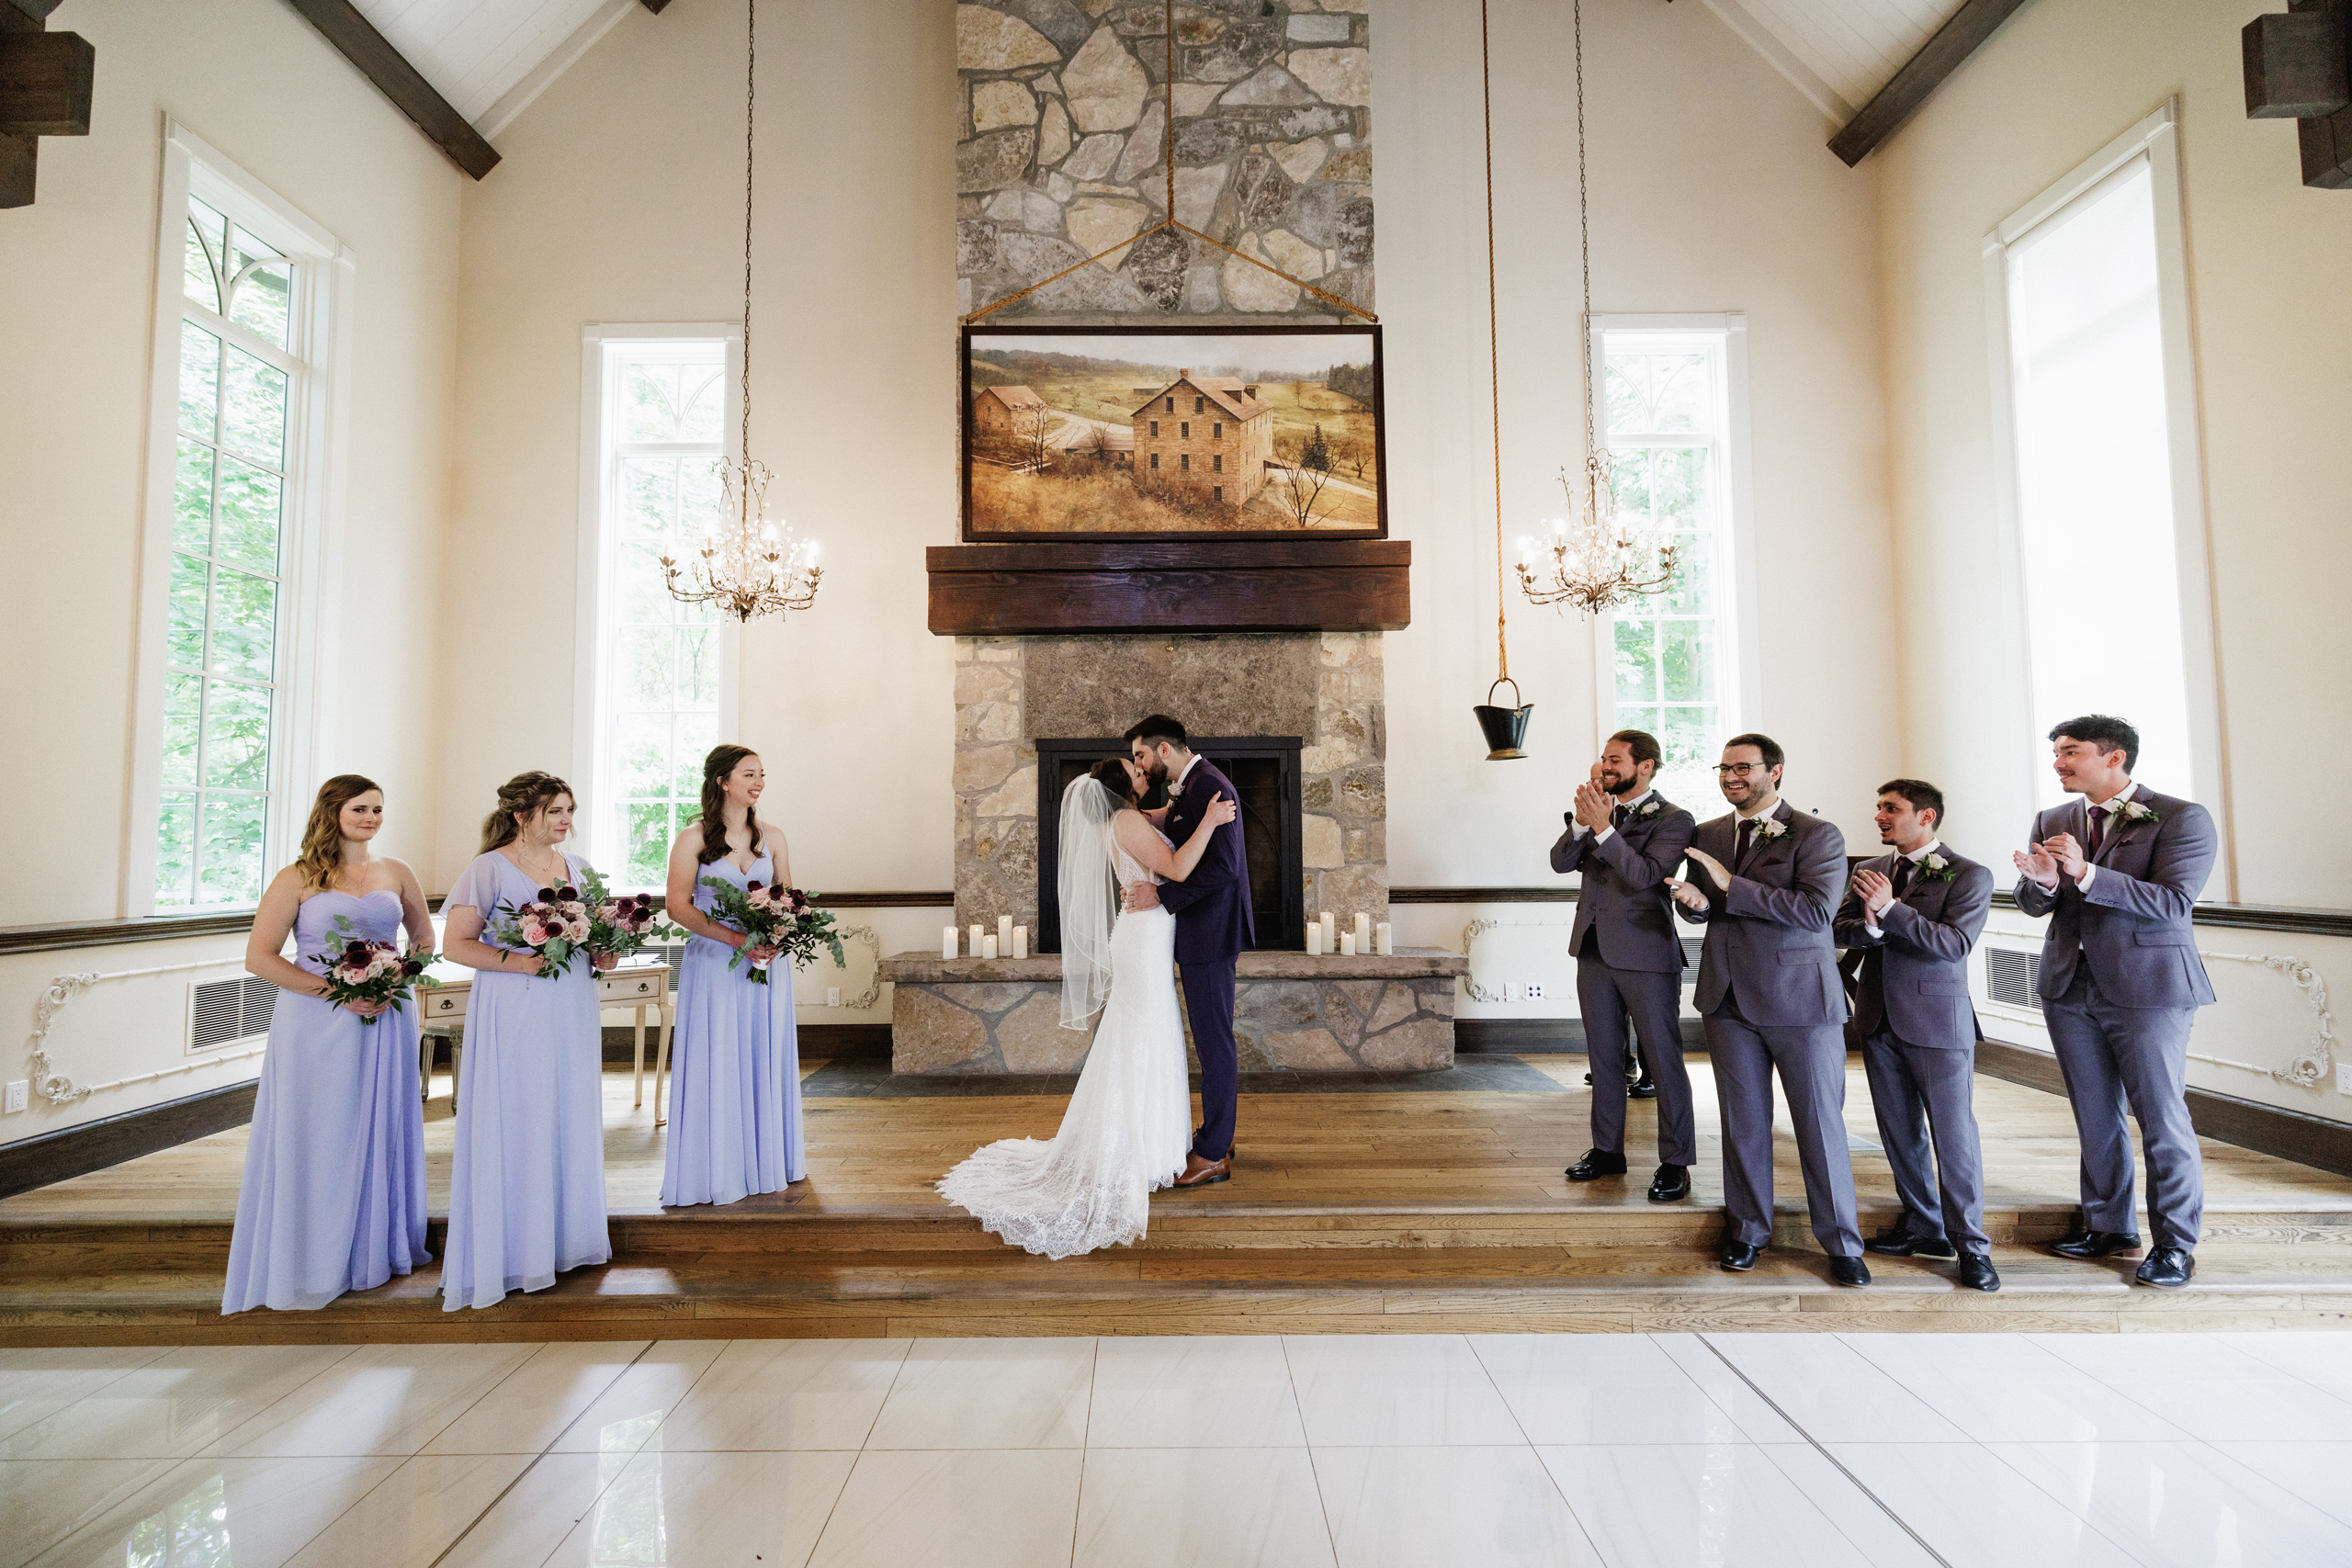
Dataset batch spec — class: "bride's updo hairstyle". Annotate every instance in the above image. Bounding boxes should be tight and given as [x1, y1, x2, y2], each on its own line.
[1089, 757, 1137, 805]
[294, 773, 383, 893]
[481, 771, 573, 853]
[695, 744, 763, 866]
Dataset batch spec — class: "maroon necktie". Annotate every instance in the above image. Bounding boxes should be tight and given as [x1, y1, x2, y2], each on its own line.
[1891, 857, 1914, 897]
[1735, 818, 1756, 872]
[2086, 806, 2107, 861]
[1611, 804, 1628, 829]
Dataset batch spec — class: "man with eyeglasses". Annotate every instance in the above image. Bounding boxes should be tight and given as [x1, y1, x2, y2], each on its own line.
[1667, 735, 1867, 1285]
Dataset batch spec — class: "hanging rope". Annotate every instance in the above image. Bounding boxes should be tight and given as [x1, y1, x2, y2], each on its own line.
[1574, 0, 1599, 516]
[740, 0, 755, 479]
[1481, 0, 1507, 683]
[960, 0, 1377, 325]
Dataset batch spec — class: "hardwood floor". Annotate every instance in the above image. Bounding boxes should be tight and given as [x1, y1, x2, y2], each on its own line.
[3, 1057, 2348, 1344]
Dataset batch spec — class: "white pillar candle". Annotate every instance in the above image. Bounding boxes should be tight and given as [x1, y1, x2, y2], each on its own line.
[942, 925, 959, 960]
[998, 915, 1013, 952]
[981, 933, 999, 960]
[1012, 925, 1028, 960]
[1306, 920, 1323, 956]
[1355, 912, 1372, 952]
[1340, 931, 1357, 956]
[1375, 921, 1394, 956]
[1320, 911, 1336, 949]
[968, 924, 983, 960]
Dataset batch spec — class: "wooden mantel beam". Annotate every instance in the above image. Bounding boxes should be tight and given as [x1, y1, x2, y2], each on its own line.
[280, 0, 500, 179]
[1828, 0, 2030, 166]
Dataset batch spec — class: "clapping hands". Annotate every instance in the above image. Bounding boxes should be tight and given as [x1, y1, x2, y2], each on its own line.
[1572, 773, 1615, 832]
[1850, 867, 1894, 919]
[2013, 834, 2082, 887]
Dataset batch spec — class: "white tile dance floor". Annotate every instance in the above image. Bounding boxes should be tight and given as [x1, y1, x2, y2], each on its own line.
[6, 1331, 2350, 1567]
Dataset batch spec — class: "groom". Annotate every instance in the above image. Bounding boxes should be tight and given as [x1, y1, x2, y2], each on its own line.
[1127, 715, 1251, 1188]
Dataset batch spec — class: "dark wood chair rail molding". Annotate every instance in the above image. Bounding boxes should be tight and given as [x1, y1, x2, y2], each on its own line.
[1987, 891, 2352, 940]
[1389, 887, 1579, 904]
[1829, 0, 2029, 167]
[0, 1080, 257, 1201]
[926, 539, 1409, 637]
[282, 0, 500, 180]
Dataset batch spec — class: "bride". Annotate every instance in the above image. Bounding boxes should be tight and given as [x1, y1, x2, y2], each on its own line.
[938, 757, 1237, 1258]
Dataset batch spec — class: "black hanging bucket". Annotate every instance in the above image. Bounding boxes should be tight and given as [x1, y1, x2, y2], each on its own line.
[1475, 677, 1532, 760]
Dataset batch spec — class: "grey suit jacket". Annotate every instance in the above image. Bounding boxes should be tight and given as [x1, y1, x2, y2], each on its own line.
[1676, 800, 1849, 1027]
[1549, 794, 1697, 973]
[2014, 784, 2217, 1009]
[1833, 846, 1992, 1049]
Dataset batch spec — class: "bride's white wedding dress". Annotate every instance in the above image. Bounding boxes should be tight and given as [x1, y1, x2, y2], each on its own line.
[937, 797, 1192, 1259]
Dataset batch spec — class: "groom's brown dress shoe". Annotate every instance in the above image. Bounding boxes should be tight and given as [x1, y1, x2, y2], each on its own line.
[1172, 1155, 1231, 1189]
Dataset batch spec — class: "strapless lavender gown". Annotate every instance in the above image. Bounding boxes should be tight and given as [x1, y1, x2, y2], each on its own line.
[221, 889, 428, 1313]
[660, 852, 806, 1206]
[439, 850, 611, 1310]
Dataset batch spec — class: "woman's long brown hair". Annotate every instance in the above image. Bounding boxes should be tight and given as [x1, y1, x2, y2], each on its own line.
[695, 745, 763, 866]
[294, 774, 383, 893]
[481, 771, 573, 853]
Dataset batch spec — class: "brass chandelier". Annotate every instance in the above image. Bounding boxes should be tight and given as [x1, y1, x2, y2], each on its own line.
[1514, 0, 1676, 616]
[662, 0, 822, 624]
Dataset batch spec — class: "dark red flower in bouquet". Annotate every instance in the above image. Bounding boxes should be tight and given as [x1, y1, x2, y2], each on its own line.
[537, 887, 556, 901]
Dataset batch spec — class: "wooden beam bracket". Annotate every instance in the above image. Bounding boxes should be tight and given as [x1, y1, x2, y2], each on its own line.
[1828, 0, 2029, 167]
[282, 0, 501, 180]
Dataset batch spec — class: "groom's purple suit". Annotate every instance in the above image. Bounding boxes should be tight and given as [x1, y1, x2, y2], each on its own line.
[1155, 757, 1251, 1162]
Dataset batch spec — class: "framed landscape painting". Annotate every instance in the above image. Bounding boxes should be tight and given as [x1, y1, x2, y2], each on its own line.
[960, 323, 1386, 541]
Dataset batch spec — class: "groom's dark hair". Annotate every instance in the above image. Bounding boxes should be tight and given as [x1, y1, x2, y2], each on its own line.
[1125, 715, 1188, 750]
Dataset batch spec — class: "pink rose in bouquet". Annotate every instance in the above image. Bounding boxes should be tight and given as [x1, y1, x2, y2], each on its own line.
[699, 874, 842, 985]
[579, 866, 670, 965]
[310, 916, 440, 1025]
[491, 883, 594, 979]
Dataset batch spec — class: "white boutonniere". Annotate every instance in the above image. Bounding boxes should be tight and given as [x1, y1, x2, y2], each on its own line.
[1918, 852, 1956, 883]
[1635, 799, 1663, 820]
[2117, 798, 2159, 827]
[1751, 817, 1788, 840]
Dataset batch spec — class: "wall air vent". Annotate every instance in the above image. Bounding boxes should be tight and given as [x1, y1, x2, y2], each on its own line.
[1984, 947, 2042, 1010]
[188, 975, 277, 1053]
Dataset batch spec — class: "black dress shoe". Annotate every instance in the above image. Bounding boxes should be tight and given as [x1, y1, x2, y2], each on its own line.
[2134, 1247, 2195, 1288]
[1566, 1149, 1628, 1181]
[1958, 1254, 2001, 1292]
[1628, 1073, 1658, 1100]
[1645, 1163, 1690, 1202]
[1720, 1241, 1762, 1272]
[2051, 1227, 2143, 1259]
[1864, 1225, 1957, 1258]
[1828, 1256, 1871, 1287]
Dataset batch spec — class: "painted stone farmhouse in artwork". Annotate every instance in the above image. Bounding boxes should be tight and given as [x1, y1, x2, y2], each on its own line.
[971, 383, 1047, 437]
[1134, 372, 1274, 506]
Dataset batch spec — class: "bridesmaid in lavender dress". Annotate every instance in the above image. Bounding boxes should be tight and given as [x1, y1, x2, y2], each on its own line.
[437, 772, 618, 1310]
[223, 774, 435, 1314]
[660, 745, 807, 1206]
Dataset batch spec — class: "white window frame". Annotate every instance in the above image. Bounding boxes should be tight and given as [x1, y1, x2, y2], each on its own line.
[575, 323, 743, 880]
[126, 120, 355, 915]
[1585, 312, 1762, 764]
[1981, 98, 2231, 895]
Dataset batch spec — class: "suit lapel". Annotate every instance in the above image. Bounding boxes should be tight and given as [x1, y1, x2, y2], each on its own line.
[2093, 785, 2141, 866]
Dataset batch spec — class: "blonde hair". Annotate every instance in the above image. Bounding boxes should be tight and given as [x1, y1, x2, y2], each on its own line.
[295, 774, 383, 893]
[481, 771, 574, 853]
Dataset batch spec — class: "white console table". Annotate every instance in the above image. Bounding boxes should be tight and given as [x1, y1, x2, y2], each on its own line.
[417, 962, 678, 1121]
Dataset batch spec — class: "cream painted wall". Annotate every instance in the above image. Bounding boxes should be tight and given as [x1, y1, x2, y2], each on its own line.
[440, 0, 1897, 912]
[0, 0, 462, 930]
[0, 0, 460, 1142]
[1874, 0, 2352, 907]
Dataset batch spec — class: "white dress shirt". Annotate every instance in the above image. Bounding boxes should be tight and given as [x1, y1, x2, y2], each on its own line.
[1586, 787, 1655, 845]
[1864, 839, 1942, 939]
[1171, 752, 1201, 796]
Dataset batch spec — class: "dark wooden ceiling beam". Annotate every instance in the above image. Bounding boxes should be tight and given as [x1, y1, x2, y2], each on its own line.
[280, 0, 500, 179]
[0, 0, 90, 209]
[639, 0, 673, 13]
[1828, 0, 2030, 167]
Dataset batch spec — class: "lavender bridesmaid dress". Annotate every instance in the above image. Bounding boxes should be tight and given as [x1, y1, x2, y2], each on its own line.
[438, 850, 611, 1310]
[659, 848, 806, 1206]
[221, 888, 428, 1313]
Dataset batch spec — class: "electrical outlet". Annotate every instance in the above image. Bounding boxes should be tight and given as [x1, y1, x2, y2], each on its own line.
[1501, 982, 1521, 1002]
[1525, 982, 1545, 1001]
[2338, 1062, 2352, 1096]
[826, 987, 842, 1009]
[3, 1080, 27, 1114]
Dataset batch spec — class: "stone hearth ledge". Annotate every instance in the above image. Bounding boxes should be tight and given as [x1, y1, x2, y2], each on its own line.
[881, 947, 1468, 1076]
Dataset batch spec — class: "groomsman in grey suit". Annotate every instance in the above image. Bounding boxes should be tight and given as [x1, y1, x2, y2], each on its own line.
[1668, 735, 1868, 1285]
[2015, 715, 2218, 1289]
[1550, 729, 1699, 1201]
[1834, 780, 1999, 1292]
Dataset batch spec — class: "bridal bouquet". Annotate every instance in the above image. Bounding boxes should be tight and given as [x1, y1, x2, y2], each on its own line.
[489, 883, 593, 979]
[697, 875, 845, 985]
[310, 916, 441, 1025]
[578, 866, 669, 964]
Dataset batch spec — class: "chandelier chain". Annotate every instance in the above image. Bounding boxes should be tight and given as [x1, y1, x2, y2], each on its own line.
[741, 0, 754, 469]
[1480, 0, 1507, 683]
[1576, 0, 1595, 475]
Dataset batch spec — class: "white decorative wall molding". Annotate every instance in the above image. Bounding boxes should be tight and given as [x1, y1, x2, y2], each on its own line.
[810, 924, 885, 1011]
[28, 956, 254, 1104]
[2195, 949, 2336, 1090]
[1459, 918, 1576, 1003]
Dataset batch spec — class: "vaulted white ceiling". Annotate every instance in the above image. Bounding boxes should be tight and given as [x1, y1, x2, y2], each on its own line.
[349, 0, 1959, 150]
[1698, 0, 1970, 122]
[352, 0, 633, 136]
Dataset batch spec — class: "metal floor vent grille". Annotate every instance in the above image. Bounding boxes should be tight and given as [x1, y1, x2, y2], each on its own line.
[189, 975, 277, 1051]
[1984, 946, 2042, 1009]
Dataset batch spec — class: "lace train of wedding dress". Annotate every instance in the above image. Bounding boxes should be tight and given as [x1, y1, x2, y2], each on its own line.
[936, 902, 1192, 1259]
